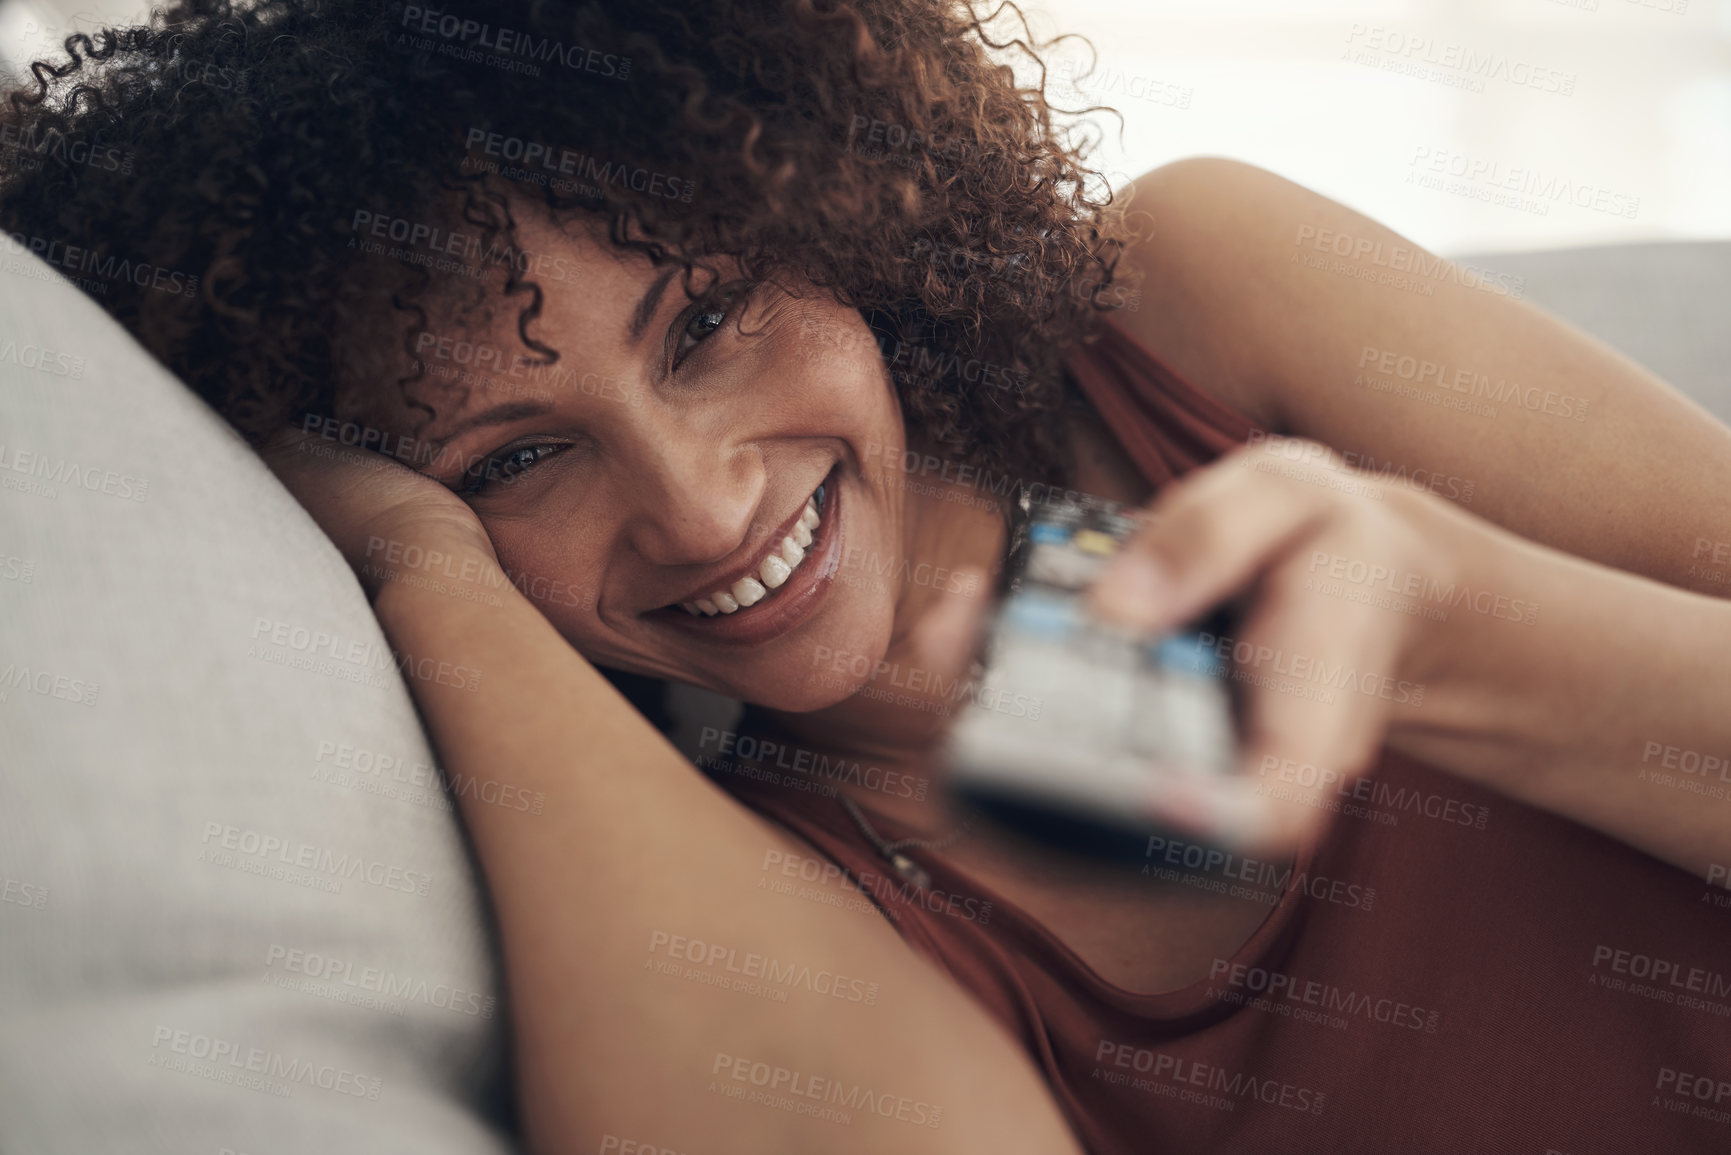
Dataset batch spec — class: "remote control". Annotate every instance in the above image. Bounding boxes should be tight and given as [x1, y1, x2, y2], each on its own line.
[944, 495, 1246, 865]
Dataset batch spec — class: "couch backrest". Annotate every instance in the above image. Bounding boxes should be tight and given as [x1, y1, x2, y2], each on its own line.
[0, 246, 516, 1154]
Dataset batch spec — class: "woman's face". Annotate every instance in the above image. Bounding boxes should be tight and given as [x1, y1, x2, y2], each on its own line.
[337, 203, 911, 711]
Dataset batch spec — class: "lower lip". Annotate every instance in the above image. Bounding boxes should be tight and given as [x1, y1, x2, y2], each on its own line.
[653, 470, 843, 647]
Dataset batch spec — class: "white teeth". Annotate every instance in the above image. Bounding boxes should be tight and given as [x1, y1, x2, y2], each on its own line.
[684, 487, 828, 616]
[732, 577, 766, 607]
[760, 554, 792, 589]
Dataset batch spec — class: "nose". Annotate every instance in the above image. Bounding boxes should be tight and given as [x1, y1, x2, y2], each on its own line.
[615, 413, 765, 570]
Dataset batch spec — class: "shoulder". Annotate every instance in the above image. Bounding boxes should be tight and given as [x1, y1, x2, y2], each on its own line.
[1122, 155, 1304, 217]
[1106, 158, 1376, 432]
[1110, 161, 1731, 602]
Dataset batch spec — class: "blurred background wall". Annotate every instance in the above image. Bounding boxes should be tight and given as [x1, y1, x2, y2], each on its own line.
[1014, 0, 1731, 254]
[2, 0, 1727, 255]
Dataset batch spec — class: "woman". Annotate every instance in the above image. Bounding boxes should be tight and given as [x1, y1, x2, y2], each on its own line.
[6, 1, 1731, 1151]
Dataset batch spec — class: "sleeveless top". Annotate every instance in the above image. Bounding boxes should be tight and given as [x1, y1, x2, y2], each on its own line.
[719, 318, 1731, 1154]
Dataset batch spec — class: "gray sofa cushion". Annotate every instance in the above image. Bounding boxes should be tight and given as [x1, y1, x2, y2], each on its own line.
[0, 247, 515, 1154]
[1455, 240, 1731, 424]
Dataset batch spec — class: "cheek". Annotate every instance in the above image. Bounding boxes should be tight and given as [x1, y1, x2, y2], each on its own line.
[772, 309, 904, 444]
[482, 520, 607, 634]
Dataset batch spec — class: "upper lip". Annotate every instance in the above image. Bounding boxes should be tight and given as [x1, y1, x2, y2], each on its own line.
[660, 481, 823, 609]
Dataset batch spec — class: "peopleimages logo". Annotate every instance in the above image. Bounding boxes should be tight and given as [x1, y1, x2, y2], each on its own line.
[810, 646, 1043, 721]
[149, 1026, 383, 1100]
[1049, 58, 1194, 110]
[1307, 549, 1539, 627]
[264, 943, 496, 1018]
[1354, 344, 1588, 421]
[1256, 755, 1491, 831]
[0, 875, 48, 910]
[0, 122, 134, 174]
[1246, 430, 1478, 505]
[0, 339, 86, 378]
[0, 230, 199, 297]
[647, 930, 880, 1006]
[0, 443, 149, 502]
[199, 821, 434, 897]
[698, 726, 929, 800]
[710, 1052, 944, 1129]
[350, 208, 581, 284]
[1406, 146, 1641, 221]
[760, 847, 994, 925]
[1207, 958, 1441, 1033]
[463, 128, 694, 202]
[248, 616, 482, 692]
[1590, 945, 1731, 998]
[1342, 24, 1577, 96]
[0, 663, 100, 707]
[1185, 630, 1426, 707]
[1143, 835, 1378, 912]
[399, 7, 630, 79]
[1291, 224, 1525, 300]
[1093, 1040, 1327, 1115]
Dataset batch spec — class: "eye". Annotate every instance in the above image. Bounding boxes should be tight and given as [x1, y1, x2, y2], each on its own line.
[457, 442, 563, 498]
[672, 284, 749, 368]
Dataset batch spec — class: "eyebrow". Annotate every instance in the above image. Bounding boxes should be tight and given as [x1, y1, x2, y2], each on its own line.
[628, 265, 681, 343]
[426, 400, 555, 459]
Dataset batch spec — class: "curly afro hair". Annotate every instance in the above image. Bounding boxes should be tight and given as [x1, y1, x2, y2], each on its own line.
[0, 0, 1129, 485]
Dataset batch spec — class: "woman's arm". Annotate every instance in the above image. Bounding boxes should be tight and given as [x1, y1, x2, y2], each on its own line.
[1387, 488, 1731, 881]
[266, 441, 1083, 1155]
[1090, 440, 1731, 883]
[1112, 157, 1731, 601]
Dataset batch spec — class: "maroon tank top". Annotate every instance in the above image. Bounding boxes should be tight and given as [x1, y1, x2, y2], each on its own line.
[720, 318, 1731, 1154]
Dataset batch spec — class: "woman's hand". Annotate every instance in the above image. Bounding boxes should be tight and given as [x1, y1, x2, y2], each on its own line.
[260, 426, 498, 599]
[1082, 436, 1475, 853]
[907, 435, 1481, 855]
[1074, 434, 1731, 882]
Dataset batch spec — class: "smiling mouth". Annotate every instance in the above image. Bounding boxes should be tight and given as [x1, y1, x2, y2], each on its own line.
[677, 483, 828, 617]
[652, 468, 843, 646]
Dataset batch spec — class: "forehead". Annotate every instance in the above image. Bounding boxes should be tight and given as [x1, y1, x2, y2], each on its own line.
[334, 199, 704, 445]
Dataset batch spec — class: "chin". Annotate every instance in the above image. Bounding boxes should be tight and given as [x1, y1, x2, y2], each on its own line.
[583, 602, 893, 713]
[731, 669, 870, 714]
[720, 631, 890, 715]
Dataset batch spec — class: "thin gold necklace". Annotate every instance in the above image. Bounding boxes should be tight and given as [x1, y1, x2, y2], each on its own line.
[835, 791, 971, 890]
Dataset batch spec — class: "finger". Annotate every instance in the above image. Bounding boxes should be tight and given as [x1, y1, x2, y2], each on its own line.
[1089, 441, 1344, 634]
[1145, 511, 1424, 856]
[260, 425, 318, 454]
[257, 425, 317, 476]
[257, 422, 418, 502]
[1222, 556, 1408, 853]
[1135, 761, 1328, 855]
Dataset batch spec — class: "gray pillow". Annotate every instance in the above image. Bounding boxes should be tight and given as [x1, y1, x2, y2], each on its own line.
[1452, 240, 1731, 425]
[0, 248, 516, 1154]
